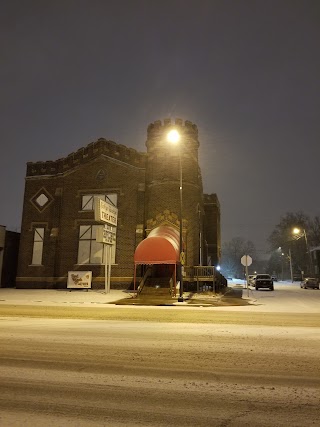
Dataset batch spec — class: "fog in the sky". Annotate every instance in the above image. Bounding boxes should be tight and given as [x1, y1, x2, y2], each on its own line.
[1, 0, 319, 256]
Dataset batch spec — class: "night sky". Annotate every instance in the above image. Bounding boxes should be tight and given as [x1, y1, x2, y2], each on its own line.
[1, 0, 319, 256]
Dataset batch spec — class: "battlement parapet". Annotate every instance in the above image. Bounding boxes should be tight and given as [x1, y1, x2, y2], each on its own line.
[204, 193, 220, 207]
[146, 118, 199, 152]
[147, 118, 198, 138]
[26, 139, 146, 177]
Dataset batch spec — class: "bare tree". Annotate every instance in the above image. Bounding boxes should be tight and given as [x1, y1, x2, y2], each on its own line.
[267, 211, 320, 277]
[268, 211, 310, 250]
[308, 215, 320, 247]
[221, 237, 257, 278]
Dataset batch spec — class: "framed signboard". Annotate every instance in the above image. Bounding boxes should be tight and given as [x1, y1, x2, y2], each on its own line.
[94, 197, 118, 226]
[67, 271, 92, 289]
[96, 224, 116, 245]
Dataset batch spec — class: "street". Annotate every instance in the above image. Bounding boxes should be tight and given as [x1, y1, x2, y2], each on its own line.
[232, 280, 320, 313]
[0, 283, 319, 426]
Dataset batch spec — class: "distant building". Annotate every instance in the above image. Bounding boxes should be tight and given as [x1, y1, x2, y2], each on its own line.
[16, 119, 221, 289]
[0, 225, 20, 288]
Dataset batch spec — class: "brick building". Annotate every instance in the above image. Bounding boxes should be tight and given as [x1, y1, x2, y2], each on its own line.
[16, 119, 221, 289]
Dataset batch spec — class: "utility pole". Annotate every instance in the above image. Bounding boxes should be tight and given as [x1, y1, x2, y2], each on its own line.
[289, 248, 293, 283]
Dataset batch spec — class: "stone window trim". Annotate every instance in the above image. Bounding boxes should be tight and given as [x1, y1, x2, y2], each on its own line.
[30, 227, 45, 266]
[30, 187, 54, 213]
[76, 188, 121, 197]
[28, 222, 49, 232]
[73, 218, 122, 229]
[28, 223, 48, 266]
[77, 192, 118, 212]
[73, 263, 119, 267]
[27, 264, 46, 268]
[76, 187, 123, 199]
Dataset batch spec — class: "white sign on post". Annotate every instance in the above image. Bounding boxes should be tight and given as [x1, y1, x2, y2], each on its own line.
[241, 255, 253, 295]
[96, 224, 116, 245]
[94, 198, 118, 294]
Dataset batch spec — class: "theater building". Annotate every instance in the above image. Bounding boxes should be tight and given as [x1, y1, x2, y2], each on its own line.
[16, 119, 221, 289]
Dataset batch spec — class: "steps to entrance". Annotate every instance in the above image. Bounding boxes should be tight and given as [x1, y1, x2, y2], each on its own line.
[140, 286, 171, 296]
[138, 276, 173, 298]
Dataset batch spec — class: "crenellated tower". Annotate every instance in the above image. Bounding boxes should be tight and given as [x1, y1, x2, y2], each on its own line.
[145, 118, 204, 267]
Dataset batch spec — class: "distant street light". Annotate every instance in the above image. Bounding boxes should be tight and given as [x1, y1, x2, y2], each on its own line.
[279, 246, 293, 282]
[292, 227, 313, 275]
[167, 129, 184, 302]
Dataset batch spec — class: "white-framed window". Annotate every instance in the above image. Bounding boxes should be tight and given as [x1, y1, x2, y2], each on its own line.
[77, 225, 116, 265]
[31, 228, 44, 265]
[81, 194, 117, 211]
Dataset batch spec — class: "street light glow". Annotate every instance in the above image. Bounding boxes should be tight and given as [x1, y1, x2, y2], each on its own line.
[293, 228, 300, 234]
[167, 129, 180, 144]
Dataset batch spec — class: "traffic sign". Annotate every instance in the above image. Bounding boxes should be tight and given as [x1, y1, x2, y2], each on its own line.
[241, 255, 252, 266]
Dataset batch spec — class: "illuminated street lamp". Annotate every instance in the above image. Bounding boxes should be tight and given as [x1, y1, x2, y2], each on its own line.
[292, 227, 312, 275]
[293, 227, 307, 240]
[167, 129, 184, 302]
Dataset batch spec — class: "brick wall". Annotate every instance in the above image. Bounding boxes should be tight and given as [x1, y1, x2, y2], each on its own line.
[16, 120, 220, 289]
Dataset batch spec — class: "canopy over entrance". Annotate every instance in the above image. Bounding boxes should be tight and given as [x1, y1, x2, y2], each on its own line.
[134, 225, 180, 265]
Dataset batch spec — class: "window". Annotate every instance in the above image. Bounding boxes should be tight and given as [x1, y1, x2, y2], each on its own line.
[31, 228, 44, 265]
[77, 225, 116, 265]
[81, 194, 117, 211]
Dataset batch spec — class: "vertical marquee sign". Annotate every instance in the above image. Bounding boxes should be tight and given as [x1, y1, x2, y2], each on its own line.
[94, 197, 118, 293]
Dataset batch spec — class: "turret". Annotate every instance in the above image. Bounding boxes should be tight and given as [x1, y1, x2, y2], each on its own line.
[145, 118, 204, 267]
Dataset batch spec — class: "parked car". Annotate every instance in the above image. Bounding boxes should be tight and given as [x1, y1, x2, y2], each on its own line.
[271, 275, 278, 282]
[300, 277, 319, 289]
[255, 274, 274, 291]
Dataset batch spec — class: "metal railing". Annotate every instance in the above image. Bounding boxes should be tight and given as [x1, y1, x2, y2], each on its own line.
[184, 265, 227, 293]
[136, 265, 227, 297]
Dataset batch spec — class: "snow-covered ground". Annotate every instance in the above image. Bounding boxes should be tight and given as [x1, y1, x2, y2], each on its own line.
[1, 315, 319, 426]
[0, 288, 128, 307]
[0, 280, 319, 313]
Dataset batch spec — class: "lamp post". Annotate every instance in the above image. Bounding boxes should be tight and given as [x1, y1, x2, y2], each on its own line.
[279, 246, 293, 282]
[167, 129, 184, 302]
[288, 249, 293, 283]
[293, 227, 312, 275]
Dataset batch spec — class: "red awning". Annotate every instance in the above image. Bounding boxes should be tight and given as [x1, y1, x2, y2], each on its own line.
[134, 226, 180, 264]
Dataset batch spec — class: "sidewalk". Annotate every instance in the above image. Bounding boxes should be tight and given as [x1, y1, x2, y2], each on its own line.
[1, 284, 319, 313]
[0, 288, 130, 307]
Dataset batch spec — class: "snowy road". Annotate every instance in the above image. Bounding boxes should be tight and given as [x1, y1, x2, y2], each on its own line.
[0, 316, 319, 426]
[232, 280, 320, 313]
